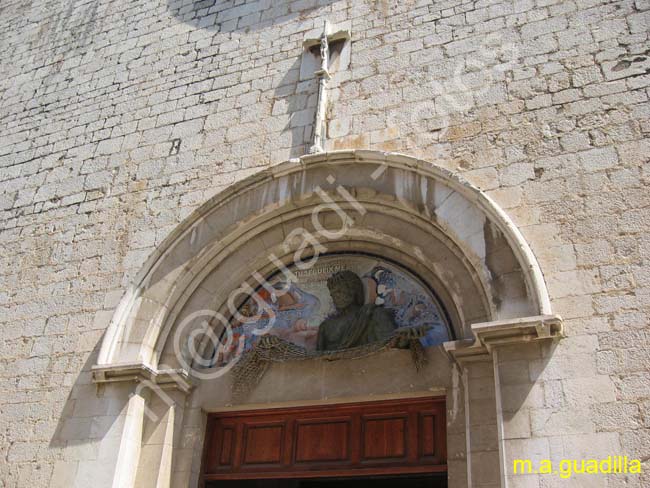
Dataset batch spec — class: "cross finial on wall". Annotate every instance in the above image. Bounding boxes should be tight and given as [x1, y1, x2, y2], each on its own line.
[303, 21, 350, 154]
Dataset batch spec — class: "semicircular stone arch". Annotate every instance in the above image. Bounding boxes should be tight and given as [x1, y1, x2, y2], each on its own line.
[90, 149, 563, 488]
[98, 149, 552, 371]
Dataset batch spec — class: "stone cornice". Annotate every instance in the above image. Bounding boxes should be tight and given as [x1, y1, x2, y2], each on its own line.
[91, 362, 193, 394]
[444, 314, 564, 365]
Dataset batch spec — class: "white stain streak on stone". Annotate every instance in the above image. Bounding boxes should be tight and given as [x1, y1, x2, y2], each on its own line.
[435, 190, 487, 262]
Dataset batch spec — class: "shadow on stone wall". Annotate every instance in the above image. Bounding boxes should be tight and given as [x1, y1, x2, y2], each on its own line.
[37, 0, 100, 54]
[501, 341, 559, 430]
[273, 56, 317, 157]
[164, 0, 341, 160]
[167, 0, 339, 33]
[49, 342, 121, 452]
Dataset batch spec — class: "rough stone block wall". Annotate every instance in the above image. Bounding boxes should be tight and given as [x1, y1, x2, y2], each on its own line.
[0, 0, 648, 486]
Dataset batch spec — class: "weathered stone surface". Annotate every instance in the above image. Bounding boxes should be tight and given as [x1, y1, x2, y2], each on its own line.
[0, 0, 648, 486]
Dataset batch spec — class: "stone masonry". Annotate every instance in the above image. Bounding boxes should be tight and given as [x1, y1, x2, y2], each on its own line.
[0, 0, 649, 486]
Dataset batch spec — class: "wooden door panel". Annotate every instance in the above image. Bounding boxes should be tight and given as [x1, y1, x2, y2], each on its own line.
[294, 418, 351, 463]
[241, 422, 286, 466]
[219, 427, 235, 466]
[202, 397, 446, 482]
[361, 414, 408, 461]
[418, 409, 446, 464]
[420, 413, 436, 458]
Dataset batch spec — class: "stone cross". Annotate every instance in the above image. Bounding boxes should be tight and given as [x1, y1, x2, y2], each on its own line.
[303, 21, 350, 154]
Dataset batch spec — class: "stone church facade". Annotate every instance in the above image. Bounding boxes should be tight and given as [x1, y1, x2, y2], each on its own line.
[0, 1, 648, 487]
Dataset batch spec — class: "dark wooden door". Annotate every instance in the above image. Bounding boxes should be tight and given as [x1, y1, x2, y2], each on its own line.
[201, 396, 446, 485]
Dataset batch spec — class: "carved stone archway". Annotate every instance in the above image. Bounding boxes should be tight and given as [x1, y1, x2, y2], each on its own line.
[90, 150, 562, 488]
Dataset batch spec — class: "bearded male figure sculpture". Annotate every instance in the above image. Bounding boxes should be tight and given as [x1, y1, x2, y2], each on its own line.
[316, 270, 397, 351]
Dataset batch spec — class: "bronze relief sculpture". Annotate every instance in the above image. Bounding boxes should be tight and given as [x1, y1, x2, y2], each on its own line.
[228, 256, 451, 400]
[317, 270, 397, 351]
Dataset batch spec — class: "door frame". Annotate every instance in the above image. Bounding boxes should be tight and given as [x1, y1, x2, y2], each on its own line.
[200, 396, 447, 486]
